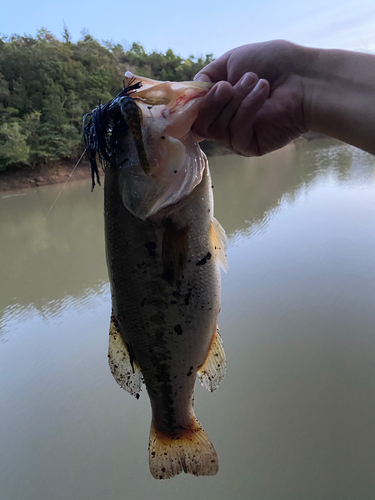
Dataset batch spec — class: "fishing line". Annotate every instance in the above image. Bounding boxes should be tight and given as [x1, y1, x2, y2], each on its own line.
[45, 147, 87, 218]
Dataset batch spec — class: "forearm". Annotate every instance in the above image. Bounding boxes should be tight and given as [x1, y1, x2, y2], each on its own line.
[301, 47, 375, 154]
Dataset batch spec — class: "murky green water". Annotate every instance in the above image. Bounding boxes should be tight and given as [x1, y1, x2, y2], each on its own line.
[1, 139, 375, 500]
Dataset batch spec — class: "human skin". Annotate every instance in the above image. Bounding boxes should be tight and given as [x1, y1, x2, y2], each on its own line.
[193, 40, 375, 156]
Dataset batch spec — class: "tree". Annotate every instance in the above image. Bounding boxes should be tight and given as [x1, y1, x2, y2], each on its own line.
[0, 29, 215, 170]
[0, 121, 29, 169]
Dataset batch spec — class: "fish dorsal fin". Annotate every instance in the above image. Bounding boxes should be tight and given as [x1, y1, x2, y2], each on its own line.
[198, 327, 227, 392]
[108, 316, 142, 399]
[210, 218, 228, 272]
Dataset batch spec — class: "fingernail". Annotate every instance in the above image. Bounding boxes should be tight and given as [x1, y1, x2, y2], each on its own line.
[194, 73, 212, 83]
[213, 82, 229, 100]
[253, 79, 268, 94]
[240, 72, 257, 88]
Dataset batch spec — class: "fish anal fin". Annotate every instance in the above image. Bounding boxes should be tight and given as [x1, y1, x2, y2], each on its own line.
[108, 316, 142, 398]
[149, 418, 218, 479]
[198, 327, 226, 392]
[210, 218, 228, 272]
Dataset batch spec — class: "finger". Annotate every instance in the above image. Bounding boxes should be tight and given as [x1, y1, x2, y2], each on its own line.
[229, 79, 270, 156]
[193, 73, 212, 83]
[194, 50, 233, 83]
[193, 81, 234, 139]
[206, 72, 259, 150]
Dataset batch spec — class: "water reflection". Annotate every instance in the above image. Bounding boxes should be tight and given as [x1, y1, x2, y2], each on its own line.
[0, 181, 107, 332]
[211, 139, 375, 238]
[1, 139, 374, 333]
[1, 139, 375, 500]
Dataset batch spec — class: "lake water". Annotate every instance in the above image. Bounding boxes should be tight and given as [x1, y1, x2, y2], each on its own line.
[1, 139, 375, 500]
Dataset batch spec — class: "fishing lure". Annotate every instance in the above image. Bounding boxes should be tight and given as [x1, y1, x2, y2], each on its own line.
[83, 79, 149, 190]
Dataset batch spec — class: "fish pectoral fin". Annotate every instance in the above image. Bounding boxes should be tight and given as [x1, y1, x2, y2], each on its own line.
[198, 327, 227, 392]
[210, 218, 228, 272]
[149, 418, 218, 479]
[108, 316, 142, 399]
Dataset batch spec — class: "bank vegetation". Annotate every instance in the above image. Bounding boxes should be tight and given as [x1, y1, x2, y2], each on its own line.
[0, 28, 214, 171]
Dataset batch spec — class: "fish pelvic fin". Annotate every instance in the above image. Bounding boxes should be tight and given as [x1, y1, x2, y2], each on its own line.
[148, 418, 218, 479]
[108, 316, 142, 399]
[198, 327, 227, 392]
[210, 218, 228, 272]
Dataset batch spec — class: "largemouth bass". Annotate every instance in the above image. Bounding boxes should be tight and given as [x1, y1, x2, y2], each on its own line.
[104, 73, 228, 479]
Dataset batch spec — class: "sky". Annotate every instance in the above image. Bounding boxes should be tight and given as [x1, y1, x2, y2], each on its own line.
[1, 0, 375, 58]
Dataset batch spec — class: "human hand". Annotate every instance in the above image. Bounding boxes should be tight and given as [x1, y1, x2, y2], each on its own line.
[193, 41, 309, 156]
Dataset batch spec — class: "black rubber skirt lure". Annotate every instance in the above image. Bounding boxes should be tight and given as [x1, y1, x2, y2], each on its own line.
[82, 79, 149, 190]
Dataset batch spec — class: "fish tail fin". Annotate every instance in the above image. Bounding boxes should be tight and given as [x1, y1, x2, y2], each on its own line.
[148, 418, 218, 479]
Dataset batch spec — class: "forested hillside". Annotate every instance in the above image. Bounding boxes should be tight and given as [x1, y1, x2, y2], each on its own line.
[0, 28, 214, 170]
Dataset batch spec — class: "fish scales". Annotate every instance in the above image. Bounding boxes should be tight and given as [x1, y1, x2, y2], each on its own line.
[105, 162, 220, 430]
[103, 73, 227, 479]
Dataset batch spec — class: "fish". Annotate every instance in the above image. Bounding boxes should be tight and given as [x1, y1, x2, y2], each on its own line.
[104, 72, 228, 479]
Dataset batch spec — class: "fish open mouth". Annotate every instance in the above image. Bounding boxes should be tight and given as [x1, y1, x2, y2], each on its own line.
[83, 75, 213, 191]
[83, 73, 213, 219]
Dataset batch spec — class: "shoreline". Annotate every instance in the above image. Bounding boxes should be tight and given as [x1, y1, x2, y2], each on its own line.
[0, 160, 93, 193]
[0, 135, 328, 193]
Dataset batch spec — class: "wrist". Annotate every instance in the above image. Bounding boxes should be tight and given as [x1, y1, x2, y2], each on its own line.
[286, 45, 320, 134]
[300, 47, 375, 153]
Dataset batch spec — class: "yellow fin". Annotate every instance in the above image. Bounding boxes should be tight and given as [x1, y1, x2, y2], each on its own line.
[210, 218, 228, 272]
[198, 328, 226, 392]
[108, 316, 142, 399]
[148, 419, 218, 479]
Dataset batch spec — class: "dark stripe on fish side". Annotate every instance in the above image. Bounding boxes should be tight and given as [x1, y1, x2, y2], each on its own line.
[146, 331, 181, 435]
[120, 96, 150, 175]
[162, 219, 189, 285]
[144, 241, 157, 256]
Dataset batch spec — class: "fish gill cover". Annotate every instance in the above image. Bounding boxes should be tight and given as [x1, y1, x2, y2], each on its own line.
[82, 79, 143, 191]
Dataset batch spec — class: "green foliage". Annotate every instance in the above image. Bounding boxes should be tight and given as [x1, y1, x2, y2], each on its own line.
[0, 121, 29, 169]
[0, 29, 214, 170]
[117, 42, 214, 81]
